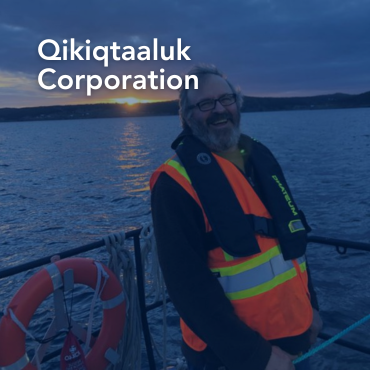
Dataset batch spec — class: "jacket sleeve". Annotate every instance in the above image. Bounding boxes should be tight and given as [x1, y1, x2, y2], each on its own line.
[151, 172, 272, 370]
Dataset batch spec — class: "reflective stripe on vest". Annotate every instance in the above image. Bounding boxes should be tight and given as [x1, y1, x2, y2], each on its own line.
[166, 157, 191, 183]
[212, 246, 307, 300]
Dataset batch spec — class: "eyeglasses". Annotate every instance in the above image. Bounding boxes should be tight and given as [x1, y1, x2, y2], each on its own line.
[190, 94, 237, 112]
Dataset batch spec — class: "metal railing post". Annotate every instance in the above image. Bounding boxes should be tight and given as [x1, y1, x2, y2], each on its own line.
[133, 234, 157, 370]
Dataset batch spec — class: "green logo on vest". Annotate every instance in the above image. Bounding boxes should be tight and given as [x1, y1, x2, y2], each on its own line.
[271, 175, 299, 216]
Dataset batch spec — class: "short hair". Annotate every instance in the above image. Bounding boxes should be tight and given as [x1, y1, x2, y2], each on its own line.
[179, 64, 243, 128]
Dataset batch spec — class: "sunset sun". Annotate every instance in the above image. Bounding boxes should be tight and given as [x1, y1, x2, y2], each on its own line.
[113, 97, 149, 105]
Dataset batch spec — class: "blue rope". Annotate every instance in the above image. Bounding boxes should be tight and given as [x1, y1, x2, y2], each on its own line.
[293, 312, 370, 364]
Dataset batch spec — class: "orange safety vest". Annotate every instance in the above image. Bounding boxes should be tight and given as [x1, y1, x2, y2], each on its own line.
[150, 152, 313, 352]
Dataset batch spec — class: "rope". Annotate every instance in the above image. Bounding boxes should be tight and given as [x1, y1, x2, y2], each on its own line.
[3, 307, 42, 369]
[294, 312, 370, 364]
[140, 223, 186, 370]
[104, 226, 202, 370]
[104, 231, 142, 370]
[140, 224, 167, 365]
[140, 223, 166, 304]
[83, 262, 109, 353]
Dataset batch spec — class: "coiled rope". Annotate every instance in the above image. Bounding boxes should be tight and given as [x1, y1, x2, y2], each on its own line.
[140, 223, 187, 370]
[104, 231, 142, 370]
[103, 223, 187, 370]
[140, 223, 166, 304]
[104, 226, 187, 370]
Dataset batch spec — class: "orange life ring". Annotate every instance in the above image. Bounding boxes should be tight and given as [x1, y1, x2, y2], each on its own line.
[0, 258, 126, 370]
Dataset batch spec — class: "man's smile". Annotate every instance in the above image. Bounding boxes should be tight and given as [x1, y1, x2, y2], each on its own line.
[207, 114, 233, 128]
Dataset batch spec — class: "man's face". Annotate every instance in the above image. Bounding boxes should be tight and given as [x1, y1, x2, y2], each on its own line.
[186, 74, 241, 152]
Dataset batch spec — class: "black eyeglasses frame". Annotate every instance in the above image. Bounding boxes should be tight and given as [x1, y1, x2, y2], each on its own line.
[189, 93, 237, 112]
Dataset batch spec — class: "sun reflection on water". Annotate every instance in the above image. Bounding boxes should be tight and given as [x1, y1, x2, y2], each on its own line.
[118, 121, 151, 194]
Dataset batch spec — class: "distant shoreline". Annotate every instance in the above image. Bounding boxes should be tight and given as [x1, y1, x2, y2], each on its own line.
[0, 92, 369, 123]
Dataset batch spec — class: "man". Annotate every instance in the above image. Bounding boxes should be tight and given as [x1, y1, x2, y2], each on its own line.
[150, 64, 322, 370]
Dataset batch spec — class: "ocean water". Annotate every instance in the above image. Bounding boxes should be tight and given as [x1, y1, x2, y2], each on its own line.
[0, 108, 369, 369]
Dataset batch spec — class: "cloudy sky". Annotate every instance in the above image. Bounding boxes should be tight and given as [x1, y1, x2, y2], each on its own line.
[1, 0, 369, 108]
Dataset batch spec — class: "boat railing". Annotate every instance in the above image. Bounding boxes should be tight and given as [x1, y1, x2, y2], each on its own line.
[307, 235, 370, 357]
[1, 231, 370, 369]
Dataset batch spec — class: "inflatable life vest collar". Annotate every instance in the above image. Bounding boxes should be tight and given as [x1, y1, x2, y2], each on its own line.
[175, 134, 310, 260]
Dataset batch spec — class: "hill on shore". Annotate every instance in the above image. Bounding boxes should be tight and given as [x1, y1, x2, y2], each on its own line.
[0, 91, 369, 123]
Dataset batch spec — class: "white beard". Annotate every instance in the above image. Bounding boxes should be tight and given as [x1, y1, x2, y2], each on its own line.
[189, 114, 241, 152]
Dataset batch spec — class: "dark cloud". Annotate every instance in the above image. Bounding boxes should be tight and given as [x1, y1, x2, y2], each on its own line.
[1, 0, 369, 107]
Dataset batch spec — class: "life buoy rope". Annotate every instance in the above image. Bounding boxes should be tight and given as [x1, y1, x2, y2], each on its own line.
[0, 258, 126, 370]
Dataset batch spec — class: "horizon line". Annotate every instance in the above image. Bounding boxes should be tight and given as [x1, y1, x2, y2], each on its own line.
[1, 90, 369, 110]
